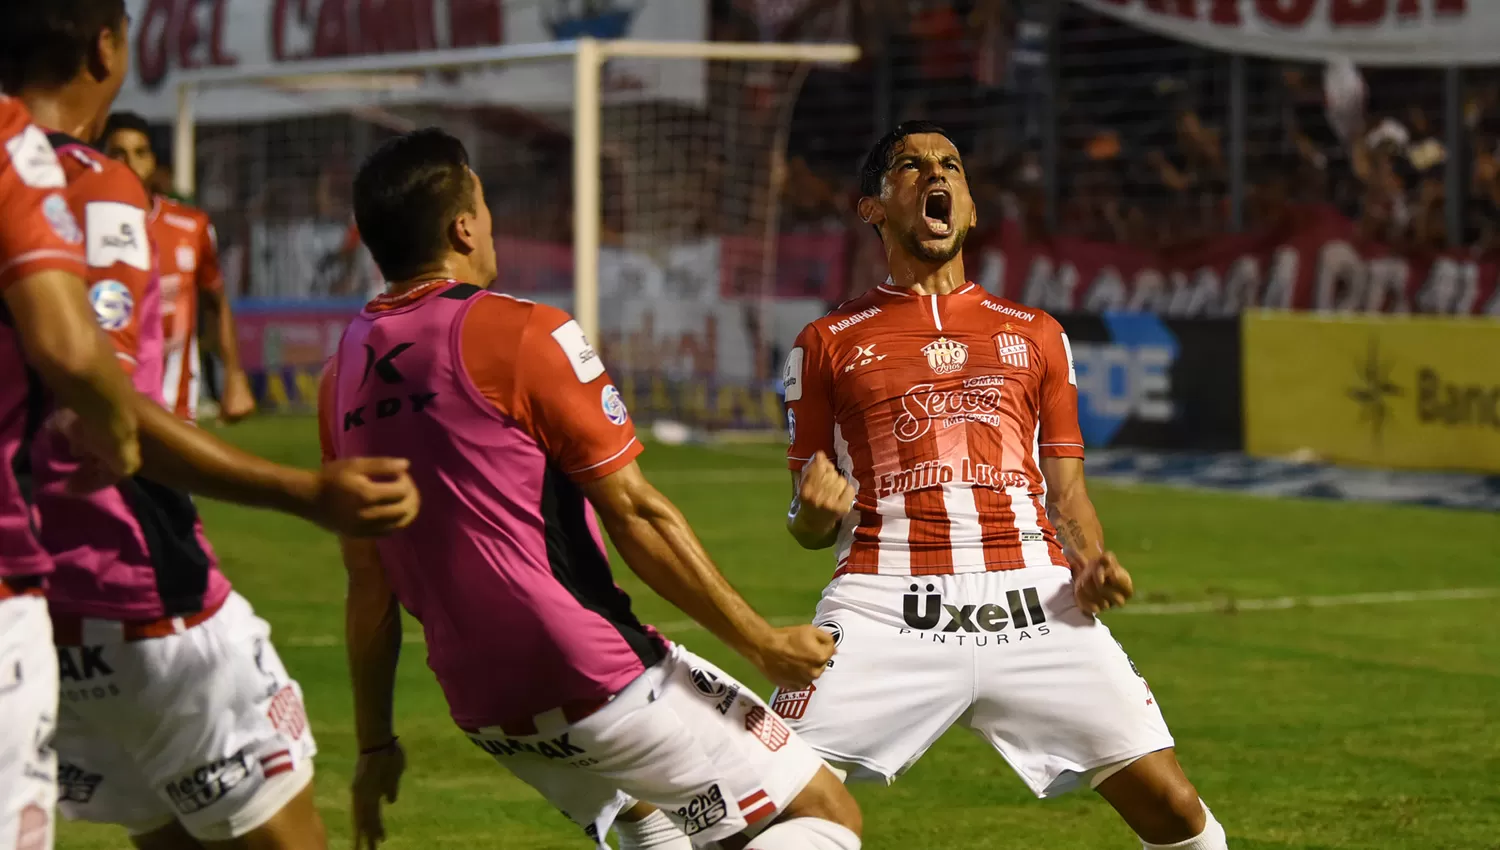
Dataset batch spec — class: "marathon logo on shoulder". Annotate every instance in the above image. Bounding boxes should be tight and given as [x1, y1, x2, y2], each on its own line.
[826, 307, 881, 335]
[164, 748, 253, 815]
[57, 763, 103, 804]
[688, 666, 741, 715]
[981, 300, 1035, 323]
[677, 783, 729, 835]
[898, 583, 1051, 645]
[470, 732, 587, 761]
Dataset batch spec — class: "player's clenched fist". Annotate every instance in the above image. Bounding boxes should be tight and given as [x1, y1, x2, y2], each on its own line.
[1073, 550, 1134, 616]
[753, 625, 837, 690]
[793, 451, 855, 535]
[315, 457, 421, 537]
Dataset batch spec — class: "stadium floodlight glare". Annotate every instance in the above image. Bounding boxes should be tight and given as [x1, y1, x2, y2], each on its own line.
[171, 38, 860, 349]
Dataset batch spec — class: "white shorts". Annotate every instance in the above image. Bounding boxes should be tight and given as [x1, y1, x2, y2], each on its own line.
[53, 592, 318, 840]
[468, 644, 826, 848]
[771, 566, 1174, 797]
[0, 594, 57, 850]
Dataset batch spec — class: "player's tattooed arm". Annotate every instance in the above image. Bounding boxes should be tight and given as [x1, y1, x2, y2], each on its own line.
[585, 461, 836, 689]
[1040, 456, 1133, 615]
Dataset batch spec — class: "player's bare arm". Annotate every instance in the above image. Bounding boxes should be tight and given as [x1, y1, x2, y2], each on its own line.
[5, 268, 140, 481]
[1040, 456, 1133, 615]
[787, 452, 854, 550]
[342, 536, 406, 849]
[583, 460, 836, 689]
[126, 397, 420, 536]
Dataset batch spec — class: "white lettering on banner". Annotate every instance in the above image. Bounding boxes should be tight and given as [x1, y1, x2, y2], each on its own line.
[876, 458, 1029, 499]
[115, 0, 710, 121]
[1071, 343, 1174, 423]
[893, 383, 1006, 443]
[1072, 0, 1477, 67]
[826, 308, 881, 335]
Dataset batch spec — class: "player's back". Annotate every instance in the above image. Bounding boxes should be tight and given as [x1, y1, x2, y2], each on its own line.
[0, 97, 85, 577]
[323, 281, 665, 729]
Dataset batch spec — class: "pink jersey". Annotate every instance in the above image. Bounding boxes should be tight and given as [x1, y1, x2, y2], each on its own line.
[319, 280, 665, 730]
[0, 99, 87, 579]
[31, 134, 229, 619]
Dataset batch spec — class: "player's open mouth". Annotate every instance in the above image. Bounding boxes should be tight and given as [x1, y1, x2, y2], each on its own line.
[922, 190, 953, 236]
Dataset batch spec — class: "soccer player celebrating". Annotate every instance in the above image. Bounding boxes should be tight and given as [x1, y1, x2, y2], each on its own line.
[0, 3, 422, 848]
[777, 122, 1230, 850]
[321, 128, 863, 850]
[100, 111, 256, 424]
[0, 93, 141, 850]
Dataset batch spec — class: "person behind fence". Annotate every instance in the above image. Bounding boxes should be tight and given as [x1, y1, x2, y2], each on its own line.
[775, 120, 1232, 850]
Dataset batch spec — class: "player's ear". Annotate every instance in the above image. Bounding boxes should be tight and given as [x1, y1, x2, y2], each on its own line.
[857, 196, 884, 228]
[451, 211, 479, 256]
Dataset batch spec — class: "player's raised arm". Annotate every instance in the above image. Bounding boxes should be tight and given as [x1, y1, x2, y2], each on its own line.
[1034, 320, 1132, 615]
[783, 324, 852, 550]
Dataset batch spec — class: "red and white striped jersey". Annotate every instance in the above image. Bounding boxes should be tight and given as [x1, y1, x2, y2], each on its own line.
[784, 282, 1084, 577]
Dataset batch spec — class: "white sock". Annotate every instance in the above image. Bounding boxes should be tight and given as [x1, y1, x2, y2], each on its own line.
[1142, 800, 1227, 850]
[617, 810, 692, 849]
[746, 817, 861, 850]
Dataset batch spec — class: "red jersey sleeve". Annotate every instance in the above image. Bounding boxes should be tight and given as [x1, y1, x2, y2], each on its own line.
[76, 162, 154, 376]
[318, 360, 338, 464]
[196, 215, 224, 295]
[0, 114, 85, 289]
[461, 297, 641, 483]
[785, 322, 836, 472]
[1037, 316, 1085, 459]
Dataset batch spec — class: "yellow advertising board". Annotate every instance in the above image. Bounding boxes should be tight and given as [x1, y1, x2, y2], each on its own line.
[1243, 312, 1500, 474]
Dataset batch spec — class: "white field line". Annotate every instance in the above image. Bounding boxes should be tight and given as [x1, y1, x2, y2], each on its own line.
[279, 586, 1500, 648]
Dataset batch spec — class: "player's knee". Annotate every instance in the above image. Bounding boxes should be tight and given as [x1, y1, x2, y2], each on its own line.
[1158, 780, 1205, 833]
[782, 766, 862, 837]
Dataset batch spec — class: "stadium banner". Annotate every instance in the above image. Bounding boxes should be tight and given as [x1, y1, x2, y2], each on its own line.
[1073, 0, 1485, 67]
[234, 294, 827, 430]
[1055, 314, 1242, 451]
[1243, 312, 1500, 473]
[974, 204, 1500, 317]
[115, 0, 708, 122]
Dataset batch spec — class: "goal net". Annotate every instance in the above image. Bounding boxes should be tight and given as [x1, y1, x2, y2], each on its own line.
[170, 38, 859, 437]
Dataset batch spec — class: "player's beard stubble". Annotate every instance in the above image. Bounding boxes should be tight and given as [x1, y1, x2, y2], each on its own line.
[896, 221, 970, 266]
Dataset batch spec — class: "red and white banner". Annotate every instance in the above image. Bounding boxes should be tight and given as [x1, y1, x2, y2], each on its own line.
[115, 0, 707, 122]
[1072, 0, 1485, 67]
[971, 204, 1500, 316]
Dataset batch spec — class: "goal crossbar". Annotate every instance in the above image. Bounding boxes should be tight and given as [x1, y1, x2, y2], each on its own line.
[172, 37, 860, 344]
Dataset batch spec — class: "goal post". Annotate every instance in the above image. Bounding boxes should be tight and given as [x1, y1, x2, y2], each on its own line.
[170, 37, 861, 353]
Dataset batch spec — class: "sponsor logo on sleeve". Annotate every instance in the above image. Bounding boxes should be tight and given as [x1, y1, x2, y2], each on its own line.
[551, 319, 605, 383]
[42, 194, 82, 244]
[1061, 332, 1077, 386]
[782, 346, 804, 402]
[5, 125, 65, 188]
[677, 784, 729, 836]
[176, 244, 197, 272]
[601, 384, 629, 426]
[88, 281, 134, 331]
[85, 202, 150, 270]
[163, 748, 253, 815]
[744, 705, 791, 752]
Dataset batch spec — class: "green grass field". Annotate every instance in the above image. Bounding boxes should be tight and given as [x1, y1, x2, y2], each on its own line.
[56, 417, 1500, 850]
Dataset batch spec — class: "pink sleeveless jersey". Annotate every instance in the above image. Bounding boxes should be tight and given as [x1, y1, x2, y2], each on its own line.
[31, 135, 229, 619]
[322, 281, 666, 729]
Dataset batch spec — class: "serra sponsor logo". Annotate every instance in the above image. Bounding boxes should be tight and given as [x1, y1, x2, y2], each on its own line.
[893, 380, 1006, 443]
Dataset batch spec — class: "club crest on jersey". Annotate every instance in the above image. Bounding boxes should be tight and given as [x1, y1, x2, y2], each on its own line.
[921, 337, 968, 375]
[43, 193, 82, 244]
[771, 683, 816, 720]
[994, 332, 1030, 369]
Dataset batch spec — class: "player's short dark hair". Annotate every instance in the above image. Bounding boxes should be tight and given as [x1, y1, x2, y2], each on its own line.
[353, 128, 477, 282]
[0, 0, 127, 93]
[858, 120, 955, 199]
[100, 111, 152, 145]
